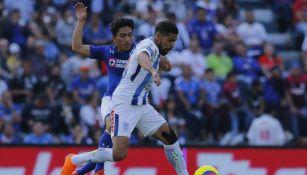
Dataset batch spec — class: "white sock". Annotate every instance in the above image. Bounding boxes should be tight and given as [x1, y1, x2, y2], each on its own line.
[71, 148, 114, 166]
[164, 141, 189, 175]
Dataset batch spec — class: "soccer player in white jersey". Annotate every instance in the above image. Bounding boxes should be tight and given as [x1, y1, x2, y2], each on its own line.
[61, 20, 189, 175]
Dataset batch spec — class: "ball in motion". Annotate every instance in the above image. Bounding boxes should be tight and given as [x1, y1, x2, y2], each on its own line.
[194, 165, 219, 175]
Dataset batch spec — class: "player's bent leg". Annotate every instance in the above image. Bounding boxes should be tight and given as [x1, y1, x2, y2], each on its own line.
[112, 136, 130, 161]
[152, 123, 178, 145]
[152, 124, 189, 175]
[73, 116, 113, 175]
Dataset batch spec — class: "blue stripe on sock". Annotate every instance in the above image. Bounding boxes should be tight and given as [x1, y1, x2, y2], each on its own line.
[76, 162, 96, 174]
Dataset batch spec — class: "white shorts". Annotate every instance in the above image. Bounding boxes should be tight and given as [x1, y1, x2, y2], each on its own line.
[100, 96, 111, 124]
[110, 102, 167, 138]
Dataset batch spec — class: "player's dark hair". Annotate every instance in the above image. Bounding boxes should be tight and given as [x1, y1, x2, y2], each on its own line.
[110, 17, 134, 36]
[155, 20, 178, 36]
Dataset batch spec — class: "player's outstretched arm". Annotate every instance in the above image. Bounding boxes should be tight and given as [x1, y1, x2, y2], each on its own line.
[159, 55, 172, 72]
[138, 52, 161, 86]
[72, 2, 90, 56]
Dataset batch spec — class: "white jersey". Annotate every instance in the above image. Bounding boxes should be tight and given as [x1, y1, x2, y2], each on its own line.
[112, 37, 160, 105]
[247, 114, 286, 146]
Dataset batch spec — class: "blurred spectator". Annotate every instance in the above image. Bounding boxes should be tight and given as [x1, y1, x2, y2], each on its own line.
[164, 50, 186, 79]
[206, 41, 233, 79]
[217, 0, 240, 20]
[292, 0, 307, 24]
[84, 13, 112, 45]
[222, 72, 242, 134]
[65, 123, 93, 145]
[29, 9, 57, 41]
[71, 65, 99, 105]
[2, 9, 30, 52]
[271, 0, 292, 32]
[4, 0, 34, 22]
[137, 10, 157, 39]
[60, 52, 82, 89]
[54, 92, 80, 135]
[175, 65, 204, 113]
[296, 10, 307, 35]
[301, 35, 307, 72]
[0, 92, 22, 131]
[246, 80, 265, 119]
[166, 12, 191, 51]
[188, 7, 218, 53]
[285, 65, 307, 137]
[166, 0, 189, 21]
[181, 37, 207, 78]
[201, 68, 223, 142]
[46, 64, 66, 106]
[263, 67, 286, 111]
[23, 121, 53, 144]
[151, 76, 172, 109]
[247, 108, 286, 146]
[216, 14, 240, 56]
[0, 78, 8, 101]
[21, 93, 54, 133]
[7, 43, 22, 75]
[195, 0, 218, 21]
[0, 38, 13, 79]
[28, 9, 59, 61]
[258, 43, 284, 78]
[162, 98, 188, 145]
[175, 64, 205, 140]
[232, 42, 262, 84]
[0, 122, 22, 144]
[55, 9, 75, 52]
[28, 40, 51, 81]
[236, 10, 267, 56]
[135, 0, 163, 19]
[9, 60, 39, 104]
[79, 94, 101, 136]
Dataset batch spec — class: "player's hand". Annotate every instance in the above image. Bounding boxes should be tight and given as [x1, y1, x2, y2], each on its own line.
[159, 55, 172, 72]
[74, 2, 87, 22]
[152, 71, 161, 86]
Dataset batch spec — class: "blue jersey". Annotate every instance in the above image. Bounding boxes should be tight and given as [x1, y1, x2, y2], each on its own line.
[90, 44, 135, 97]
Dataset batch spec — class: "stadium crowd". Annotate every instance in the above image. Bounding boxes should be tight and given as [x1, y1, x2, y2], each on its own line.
[0, 0, 306, 146]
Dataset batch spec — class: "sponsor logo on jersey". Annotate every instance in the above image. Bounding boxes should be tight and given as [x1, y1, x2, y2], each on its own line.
[109, 58, 128, 68]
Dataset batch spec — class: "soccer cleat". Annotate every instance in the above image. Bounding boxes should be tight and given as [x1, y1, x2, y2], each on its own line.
[94, 170, 104, 175]
[60, 154, 77, 175]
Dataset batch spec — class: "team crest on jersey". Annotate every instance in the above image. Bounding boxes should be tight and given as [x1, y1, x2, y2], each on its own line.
[109, 58, 116, 67]
[122, 122, 129, 132]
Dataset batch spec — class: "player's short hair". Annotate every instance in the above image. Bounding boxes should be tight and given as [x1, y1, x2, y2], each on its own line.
[155, 20, 178, 36]
[110, 17, 134, 36]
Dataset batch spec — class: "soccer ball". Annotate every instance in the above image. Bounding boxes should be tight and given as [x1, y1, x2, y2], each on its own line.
[194, 165, 219, 175]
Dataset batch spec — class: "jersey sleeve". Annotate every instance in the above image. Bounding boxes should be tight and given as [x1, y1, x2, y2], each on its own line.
[136, 42, 157, 61]
[89, 45, 109, 63]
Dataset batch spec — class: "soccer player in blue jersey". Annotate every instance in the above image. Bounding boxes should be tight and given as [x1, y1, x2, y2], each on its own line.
[61, 2, 171, 175]
[61, 18, 189, 175]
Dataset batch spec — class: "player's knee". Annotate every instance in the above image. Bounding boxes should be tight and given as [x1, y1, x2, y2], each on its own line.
[161, 127, 178, 145]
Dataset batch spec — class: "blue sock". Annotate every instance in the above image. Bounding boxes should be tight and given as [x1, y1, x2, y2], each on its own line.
[75, 162, 96, 175]
[95, 131, 113, 172]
